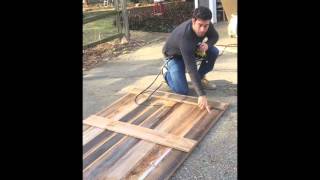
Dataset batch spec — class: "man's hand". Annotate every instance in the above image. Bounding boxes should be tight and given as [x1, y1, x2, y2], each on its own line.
[199, 42, 208, 53]
[198, 95, 211, 113]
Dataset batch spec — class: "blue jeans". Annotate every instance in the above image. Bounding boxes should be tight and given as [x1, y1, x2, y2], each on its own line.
[164, 46, 219, 95]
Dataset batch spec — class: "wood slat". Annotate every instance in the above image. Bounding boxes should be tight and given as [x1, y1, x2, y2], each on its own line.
[83, 127, 105, 145]
[95, 93, 134, 116]
[83, 33, 124, 49]
[83, 10, 119, 24]
[84, 115, 197, 152]
[129, 88, 227, 111]
[83, 124, 90, 131]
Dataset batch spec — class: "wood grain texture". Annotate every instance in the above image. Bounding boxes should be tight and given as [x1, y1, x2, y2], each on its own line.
[83, 99, 159, 156]
[129, 88, 227, 111]
[83, 90, 229, 180]
[84, 115, 197, 152]
[126, 106, 208, 179]
[83, 103, 178, 179]
[83, 93, 148, 146]
[97, 103, 200, 179]
[143, 106, 229, 180]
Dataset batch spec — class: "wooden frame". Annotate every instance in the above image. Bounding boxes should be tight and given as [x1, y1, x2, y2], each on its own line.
[83, 89, 229, 179]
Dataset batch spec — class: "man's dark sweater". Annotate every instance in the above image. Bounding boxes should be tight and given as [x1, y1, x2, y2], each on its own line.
[162, 19, 219, 96]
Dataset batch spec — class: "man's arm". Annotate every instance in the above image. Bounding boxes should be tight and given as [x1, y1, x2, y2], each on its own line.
[180, 37, 205, 96]
[180, 37, 211, 113]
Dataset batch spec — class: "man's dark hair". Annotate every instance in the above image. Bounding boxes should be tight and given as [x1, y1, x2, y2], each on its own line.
[192, 6, 212, 21]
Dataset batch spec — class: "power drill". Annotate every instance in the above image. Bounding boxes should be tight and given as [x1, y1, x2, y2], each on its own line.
[195, 36, 208, 58]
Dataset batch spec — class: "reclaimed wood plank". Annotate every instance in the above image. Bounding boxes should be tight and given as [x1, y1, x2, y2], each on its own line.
[84, 115, 197, 152]
[129, 88, 227, 111]
[83, 127, 105, 146]
[96, 93, 134, 116]
[83, 124, 90, 131]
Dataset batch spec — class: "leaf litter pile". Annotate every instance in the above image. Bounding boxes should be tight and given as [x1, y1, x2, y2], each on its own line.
[83, 38, 148, 71]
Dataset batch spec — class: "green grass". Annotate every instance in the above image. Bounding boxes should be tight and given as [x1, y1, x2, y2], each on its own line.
[83, 16, 119, 46]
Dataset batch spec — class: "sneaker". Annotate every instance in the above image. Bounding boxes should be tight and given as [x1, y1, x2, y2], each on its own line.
[201, 77, 216, 90]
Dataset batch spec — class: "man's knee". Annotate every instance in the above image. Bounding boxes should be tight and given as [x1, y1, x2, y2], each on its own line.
[208, 46, 219, 58]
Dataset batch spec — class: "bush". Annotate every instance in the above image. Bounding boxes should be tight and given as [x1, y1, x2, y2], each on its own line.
[128, 2, 193, 32]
